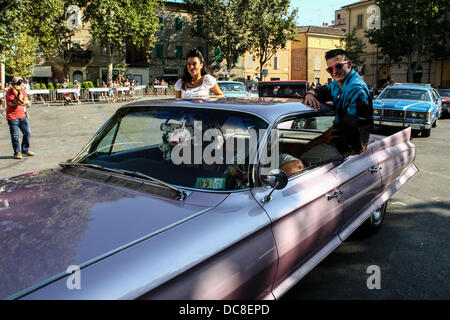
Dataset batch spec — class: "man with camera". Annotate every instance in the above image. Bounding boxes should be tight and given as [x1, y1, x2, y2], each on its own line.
[5, 76, 35, 159]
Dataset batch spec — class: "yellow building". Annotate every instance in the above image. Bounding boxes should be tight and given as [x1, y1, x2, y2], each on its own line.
[291, 26, 345, 85]
[242, 42, 291, 81]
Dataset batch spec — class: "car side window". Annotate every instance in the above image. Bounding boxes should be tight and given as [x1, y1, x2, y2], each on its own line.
[258, 114, 335, 179]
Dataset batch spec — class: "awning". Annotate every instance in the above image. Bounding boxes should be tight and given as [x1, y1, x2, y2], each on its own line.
[32, 66, 52, 77]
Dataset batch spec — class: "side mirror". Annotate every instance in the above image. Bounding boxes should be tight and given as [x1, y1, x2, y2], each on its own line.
[261, 169, 288, 203]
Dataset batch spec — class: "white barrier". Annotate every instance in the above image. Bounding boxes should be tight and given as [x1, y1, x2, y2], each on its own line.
[88, 87, 109, 103]
[26, 89, 53, 106]
[0, 92, 4, 99]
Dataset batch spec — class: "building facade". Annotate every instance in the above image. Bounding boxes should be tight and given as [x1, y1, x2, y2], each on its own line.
[342, 0, 449, 88]
[291, 26, 345, 85]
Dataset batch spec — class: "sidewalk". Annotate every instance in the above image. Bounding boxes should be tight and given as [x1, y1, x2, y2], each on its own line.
[0, 96, 173, 179]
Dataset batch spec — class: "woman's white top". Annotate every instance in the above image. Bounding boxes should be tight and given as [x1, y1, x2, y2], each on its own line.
[174, 74, 217, 98]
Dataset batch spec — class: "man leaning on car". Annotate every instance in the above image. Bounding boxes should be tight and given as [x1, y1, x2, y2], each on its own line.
[301, 49, 373, 166]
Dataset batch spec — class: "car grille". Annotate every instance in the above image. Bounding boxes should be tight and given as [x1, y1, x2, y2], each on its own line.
[383, 109, 404, 118]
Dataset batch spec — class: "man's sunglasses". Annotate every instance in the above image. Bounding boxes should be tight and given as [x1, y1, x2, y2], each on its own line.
[14, 79, 23, 86]
[326, 61, 350, 74]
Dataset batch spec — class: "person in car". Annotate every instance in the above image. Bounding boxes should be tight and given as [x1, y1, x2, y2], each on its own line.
[175, 49, 223, 98]
[301, 49, 373, 166]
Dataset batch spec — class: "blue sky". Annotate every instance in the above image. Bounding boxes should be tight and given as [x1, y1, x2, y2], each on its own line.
[289, 0, 355, 26]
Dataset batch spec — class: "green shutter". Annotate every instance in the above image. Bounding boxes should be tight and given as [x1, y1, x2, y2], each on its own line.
[214, 48, 223, 62]
[156, 44, 163, 58]
[175, 17, 183, 31]
[176, 46, 183, 59]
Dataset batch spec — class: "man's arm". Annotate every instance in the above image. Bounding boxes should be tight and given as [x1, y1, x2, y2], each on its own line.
[302, 84, 332, 110]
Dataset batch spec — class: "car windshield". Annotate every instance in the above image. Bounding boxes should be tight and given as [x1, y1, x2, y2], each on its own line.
[219, 83, 247, 92]
[72, 106, 268, 191]
[378, 88, 431, 101]
[437, 89, 450, 97]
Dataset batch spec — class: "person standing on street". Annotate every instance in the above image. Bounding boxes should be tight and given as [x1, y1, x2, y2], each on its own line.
[5, 77, 35, 159]
[300, 49, 373, 166]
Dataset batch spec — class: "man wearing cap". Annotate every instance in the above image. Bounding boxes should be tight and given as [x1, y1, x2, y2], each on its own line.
[5, 76, 35, 159]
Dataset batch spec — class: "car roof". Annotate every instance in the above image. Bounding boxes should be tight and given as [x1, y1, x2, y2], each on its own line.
[123, 98, 314, 123]
[384, 86, 430, 91]
[217, 81, 245, 84]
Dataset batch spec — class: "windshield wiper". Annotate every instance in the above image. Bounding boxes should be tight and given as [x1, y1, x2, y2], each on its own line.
[59, 162, 189, 200]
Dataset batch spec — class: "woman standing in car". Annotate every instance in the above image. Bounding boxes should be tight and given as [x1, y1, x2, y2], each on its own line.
[175, 49, 223, 98]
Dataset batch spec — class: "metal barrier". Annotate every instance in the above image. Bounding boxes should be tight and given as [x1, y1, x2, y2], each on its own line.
[153, 85, 169, 96]
[26, 89, 53, 106]
[56, 88, 80, 105]
[87, 88, 109, 104]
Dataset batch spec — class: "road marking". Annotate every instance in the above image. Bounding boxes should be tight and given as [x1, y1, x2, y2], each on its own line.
[390, 202, 407, 207]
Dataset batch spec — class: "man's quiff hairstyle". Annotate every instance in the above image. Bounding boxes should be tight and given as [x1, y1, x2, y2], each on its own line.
[325, 49, 350, 61]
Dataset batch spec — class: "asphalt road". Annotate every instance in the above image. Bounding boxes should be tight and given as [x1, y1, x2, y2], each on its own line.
[0, 99, 448, 299]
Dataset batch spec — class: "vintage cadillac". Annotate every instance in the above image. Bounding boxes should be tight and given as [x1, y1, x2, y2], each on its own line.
[0, 98, 417, 299]
[373, 83, 442, 137]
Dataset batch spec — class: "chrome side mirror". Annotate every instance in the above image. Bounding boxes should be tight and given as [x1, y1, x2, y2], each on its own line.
[261, 169, 288, 203]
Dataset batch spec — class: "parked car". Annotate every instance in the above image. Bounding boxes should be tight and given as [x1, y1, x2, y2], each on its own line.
[258, 80, 309, 99]
[215, 81, 258, 98]
[373, 83, 442, 137]
[436, 88, 450, 117]
[0, 98, 417, 300]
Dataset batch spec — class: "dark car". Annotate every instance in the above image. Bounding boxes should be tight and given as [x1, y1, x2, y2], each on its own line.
[258, 80, 309, 99]
[437, 88, 450, 117]
[0, 98, 417, 299]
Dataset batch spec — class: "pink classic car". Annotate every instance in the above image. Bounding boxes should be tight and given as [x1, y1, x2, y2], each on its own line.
[0, 98, 417, 299]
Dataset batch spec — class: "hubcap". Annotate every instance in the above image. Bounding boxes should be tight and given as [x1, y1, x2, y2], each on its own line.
[372, 207, 382, 222]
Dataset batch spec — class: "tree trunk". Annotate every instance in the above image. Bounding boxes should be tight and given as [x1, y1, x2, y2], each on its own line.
[107, 46, 113, 84]
[0, 60, 5, 86]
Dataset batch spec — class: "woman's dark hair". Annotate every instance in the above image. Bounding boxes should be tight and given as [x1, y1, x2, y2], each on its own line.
[181, 49, 208, 90]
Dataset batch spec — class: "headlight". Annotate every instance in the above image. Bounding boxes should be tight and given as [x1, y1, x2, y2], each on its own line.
[373, 109, 382, 116]
[406, 111, 427, 119]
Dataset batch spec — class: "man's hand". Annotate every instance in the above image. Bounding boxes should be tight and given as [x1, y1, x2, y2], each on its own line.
[302, 92, 321, 110]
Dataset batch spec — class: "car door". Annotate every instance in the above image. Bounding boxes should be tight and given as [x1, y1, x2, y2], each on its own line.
[328, 145, 382, 240]
[251, 164, 343, 297]
[251, 114, 345, 297]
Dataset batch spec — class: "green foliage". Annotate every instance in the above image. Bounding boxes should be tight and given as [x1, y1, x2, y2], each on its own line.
[5, 33, 39, 78]
[55, 83, 61, 89]
[68, 82, 73, 88]
[338, 28, 366, 67]
[32, 83, 41, 90]
[246, 0, 298, 80]
[82, 81, 94, 89]
[40, 83, 47, 90]
[185, 0, 252, 73]
[366, 0, 449, 82]
[83, 0, 161, 83]
[47, 82, 55, 91]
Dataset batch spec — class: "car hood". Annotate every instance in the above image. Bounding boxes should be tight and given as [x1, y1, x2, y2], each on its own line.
[0, 169, 226, 299]
[373, 99, 433, 111]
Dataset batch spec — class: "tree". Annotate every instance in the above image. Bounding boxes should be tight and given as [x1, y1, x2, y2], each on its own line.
[366, 0, 449, 83]
[338, 27, 366, 67]
[247, 0, 297, 81]
[185, 0, 252, 78]
[5, 33, 38, 78]
[0, 0, 64, 82]
[82, 0, 161, 84]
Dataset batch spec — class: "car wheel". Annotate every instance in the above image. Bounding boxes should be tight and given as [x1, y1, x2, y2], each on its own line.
[432, 118, 438, 128]
[350, 202, 387, 240]
[422, 128, 431, 137]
